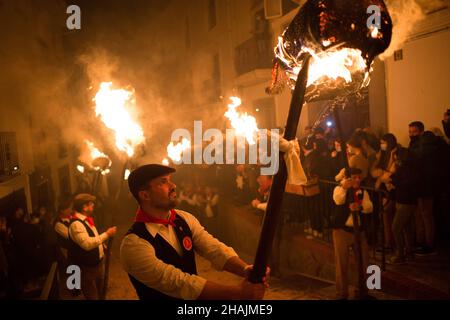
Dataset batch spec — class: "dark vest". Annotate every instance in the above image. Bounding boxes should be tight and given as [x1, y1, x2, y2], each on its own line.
[68, 218, 101, 267]
[332, 188, 364, 233]
[54, 218, 71, 249]
[126, 214, 197, 300]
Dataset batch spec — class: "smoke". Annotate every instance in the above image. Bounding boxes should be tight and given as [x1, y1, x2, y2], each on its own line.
[380, 0, 426, 59]
[0, 0, 263, 172]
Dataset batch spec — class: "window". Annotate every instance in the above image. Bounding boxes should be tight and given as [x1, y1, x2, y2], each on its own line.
[0, 132, 19, 180]
[208, 0, 217, 30]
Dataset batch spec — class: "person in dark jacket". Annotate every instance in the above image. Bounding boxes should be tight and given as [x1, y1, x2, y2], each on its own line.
[409, 122, 440, 255]
[389, 147, 420, 264]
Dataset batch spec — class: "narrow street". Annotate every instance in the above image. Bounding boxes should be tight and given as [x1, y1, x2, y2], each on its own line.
[103, 197, 399, 300]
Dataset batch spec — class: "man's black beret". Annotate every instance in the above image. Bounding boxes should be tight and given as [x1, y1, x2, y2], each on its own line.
[128, 164, 176, 197]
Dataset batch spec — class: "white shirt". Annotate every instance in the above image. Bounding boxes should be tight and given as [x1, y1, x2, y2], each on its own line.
[333, 186, 373, 214]
[68, 212, 108, 259]
[120, 209, 238, 300]
[54, 217, 70, 240]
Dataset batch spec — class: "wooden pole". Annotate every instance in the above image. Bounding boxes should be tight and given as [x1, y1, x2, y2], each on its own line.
[249, 54, 311, 283]
[333, 107, 365, 297]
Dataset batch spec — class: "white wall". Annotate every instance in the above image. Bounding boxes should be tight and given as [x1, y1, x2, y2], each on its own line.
[385, 29, 450, 145]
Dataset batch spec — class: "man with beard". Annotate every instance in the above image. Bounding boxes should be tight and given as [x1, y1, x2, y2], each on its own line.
[120, 164, 268, 300]
[68, 193, 117, 300]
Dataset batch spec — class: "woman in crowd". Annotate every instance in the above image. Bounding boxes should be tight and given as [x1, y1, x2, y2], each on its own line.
[371, 133, 399, 252]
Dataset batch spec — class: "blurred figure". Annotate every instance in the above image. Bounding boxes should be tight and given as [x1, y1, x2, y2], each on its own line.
[371, 133, 399, 251]
[54, 199, 73, 256]
[53, 198, 74, 296]
[0, 216, 8, 296]
[205, 186, 219, 219]
[251, 175, 272, 213]
[362, 127, 381, 153]
[68, 193, 117, 300]
[389, 146, 421, 264]
[329, 140, 347, 179]
[335, 135, 369, 182]
[442, 110, 450, 139]
[178, 183, 197, 213]
[313, 127, 328, 157]
[234, 165, 252, 205]
[408, 122, 440, 255]
[353, 130, 377, 184]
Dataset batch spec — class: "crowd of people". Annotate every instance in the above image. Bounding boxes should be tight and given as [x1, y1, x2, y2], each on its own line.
[214, 113, 449, 299]
[0, 205, 59, 298]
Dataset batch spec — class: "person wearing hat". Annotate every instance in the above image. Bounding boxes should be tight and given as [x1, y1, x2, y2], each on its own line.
[120, 164, 268, 300]
[68, 193, 117, 300]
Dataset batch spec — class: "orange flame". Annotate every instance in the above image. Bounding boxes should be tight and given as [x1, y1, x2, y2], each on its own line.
[224, 97, 259, 145]
[94, 82, 145, 157]
[167, 138, 190, 162]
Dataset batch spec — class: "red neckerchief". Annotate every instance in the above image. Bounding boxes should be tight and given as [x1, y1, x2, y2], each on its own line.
[85, 216, 95, 228]
[135, 207, 177, 227]
[353, 189, 363, 205]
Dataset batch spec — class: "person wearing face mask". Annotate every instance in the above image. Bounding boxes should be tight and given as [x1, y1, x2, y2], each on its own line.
[371, 133, 399, 252]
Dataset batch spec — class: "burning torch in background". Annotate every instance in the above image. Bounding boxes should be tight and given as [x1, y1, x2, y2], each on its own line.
[93, 81, 145, 300]
[77, 140, 112, 198]
[94, 81, 145, 191]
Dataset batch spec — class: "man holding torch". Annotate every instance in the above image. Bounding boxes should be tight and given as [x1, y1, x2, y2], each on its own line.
[120, 164, 269, 300]
[68, 193, 117, 300]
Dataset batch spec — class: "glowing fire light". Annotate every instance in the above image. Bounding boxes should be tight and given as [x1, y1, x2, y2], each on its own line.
[370, 26, 379, 39]
[167, 138, 191, 163]
[124, 169, 131, 180]
[94, 82, 145, 157]
[224, 97, 259, 145]
[83, 140, 112, 175]
[85, 140, 109, 163]
[275, 36, 367, 87]
[77, 165, 85, 174]
[162, 158, 170, 166]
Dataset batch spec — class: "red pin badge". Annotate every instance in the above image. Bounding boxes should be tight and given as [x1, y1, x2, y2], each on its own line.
[182, 236, 193, 251]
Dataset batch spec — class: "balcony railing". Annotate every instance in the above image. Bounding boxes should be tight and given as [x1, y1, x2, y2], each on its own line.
[234, 33, 273, 76]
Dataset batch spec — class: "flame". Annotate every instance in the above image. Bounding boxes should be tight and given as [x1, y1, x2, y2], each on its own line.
[124, 169, 131, 180]
[162, 158, 170, 166]
[85, 140, 108, 162]
[370, 26, 379, 39]
[94, 82, 145, 157]
[275, 36, 367, 87]
[167, 138, 190, 162]
[77, 165, 85, 174]
[84, 140, 112, 174]
[224, 97, 259, 145]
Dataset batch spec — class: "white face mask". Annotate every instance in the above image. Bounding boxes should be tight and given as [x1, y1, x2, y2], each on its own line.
[380, 143, 388, 151]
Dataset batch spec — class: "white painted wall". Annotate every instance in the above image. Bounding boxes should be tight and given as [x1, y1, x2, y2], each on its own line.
[385, 29, 450, 145]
